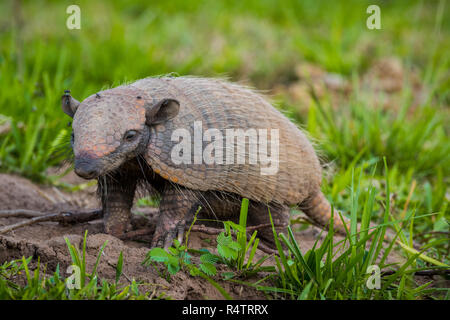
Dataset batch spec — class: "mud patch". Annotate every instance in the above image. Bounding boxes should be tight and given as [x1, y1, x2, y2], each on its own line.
[0, 173, 403, 299]
[274, 58, 428, 115]
[0, 173, 269, 299]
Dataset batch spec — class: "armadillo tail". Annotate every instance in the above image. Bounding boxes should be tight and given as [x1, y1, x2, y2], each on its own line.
[299, 191, 350, 235]
[300, 192, 395, 242]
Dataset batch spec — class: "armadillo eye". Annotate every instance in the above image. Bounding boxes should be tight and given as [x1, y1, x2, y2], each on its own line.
[123, 130, 138, 141]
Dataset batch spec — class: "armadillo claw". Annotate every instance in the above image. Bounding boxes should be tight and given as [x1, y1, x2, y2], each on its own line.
[176, 224, 185, 245]
[151, 220, 186, 249]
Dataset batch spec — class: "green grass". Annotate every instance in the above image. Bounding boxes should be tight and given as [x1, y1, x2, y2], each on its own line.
[145, 190, 447, 300]
[0, 0, 448, 299]
[259, 160, 448, 300]
[0, 231, 157, 299]
[143, 203, 270, 299]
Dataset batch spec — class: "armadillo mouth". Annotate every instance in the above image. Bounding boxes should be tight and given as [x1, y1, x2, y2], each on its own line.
[74, 157, 103, 180]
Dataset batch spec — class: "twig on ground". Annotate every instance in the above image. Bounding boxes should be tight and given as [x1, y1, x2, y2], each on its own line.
[0, 209, 283, 254]
[0, 209, 49, 219]
[0, 209, 102, 235]
[119, 228, 154, 240]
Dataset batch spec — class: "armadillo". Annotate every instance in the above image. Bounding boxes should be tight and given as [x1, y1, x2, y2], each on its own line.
[62, 76, 349, 248]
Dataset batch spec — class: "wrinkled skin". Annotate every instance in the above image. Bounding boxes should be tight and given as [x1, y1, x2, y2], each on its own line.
[64, 85, 182, 243]
[63, 85, 291, 248]
[70, 87, 149, 177]
[68, 87, 153, 237]
[62, 75, 349, 249]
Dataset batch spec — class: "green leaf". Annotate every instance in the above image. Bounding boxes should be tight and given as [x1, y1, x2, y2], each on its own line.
[226, 221, 245, 234]
[200, 253, 219, 264]
[115, 251, 123, 284]
[92, 240, 108, 278]
[299, 281, 313, 300]
[148, 248, 169, 263]
[190, 266, 201, 277]
[182, 252, 192, 265]
[218, 244, 238, 260]
[228, 241, 242, 252]
[221, 272, 235, 280]
[433, 217, 448, 232]
[199, 262, 217, 276]
[131, 280, 139, 296]
[217, 232, 231, 246]
[168, 262, 180, 275]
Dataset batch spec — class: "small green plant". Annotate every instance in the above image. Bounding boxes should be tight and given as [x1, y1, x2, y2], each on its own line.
[144, 238, 231, 299]
[144, 200, 277, 298]
[144, 207, 232, 299]
[64, 230, 108, 289]
[144, 239, 192, 277]
[144, 199, 274, 275]
[213, 199, 275, 279]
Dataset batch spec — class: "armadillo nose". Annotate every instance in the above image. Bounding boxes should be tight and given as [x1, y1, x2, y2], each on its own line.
[74, 158, 100, 179]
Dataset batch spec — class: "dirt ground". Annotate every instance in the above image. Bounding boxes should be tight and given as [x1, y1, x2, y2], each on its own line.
[0, 172, 403, 299]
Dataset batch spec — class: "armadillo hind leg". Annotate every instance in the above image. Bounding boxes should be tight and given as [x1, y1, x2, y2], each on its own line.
[300, 191, 350, 235]
[99, 172, 137, 237]
[195, 193, 290, 248]
[151, 184, 202, 248]
[248, 202, 290, 248]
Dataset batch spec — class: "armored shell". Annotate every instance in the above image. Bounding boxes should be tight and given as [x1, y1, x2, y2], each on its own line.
[129, 77, 322, 205]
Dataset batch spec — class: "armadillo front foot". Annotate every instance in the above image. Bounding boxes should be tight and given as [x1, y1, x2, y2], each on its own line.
[151, 184, 198, 248]
[103, 208, 132, 238]
[151, 218, 186, 249]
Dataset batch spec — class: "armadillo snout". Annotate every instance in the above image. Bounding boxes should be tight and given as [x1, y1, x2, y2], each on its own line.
[74, 157, 101, 179]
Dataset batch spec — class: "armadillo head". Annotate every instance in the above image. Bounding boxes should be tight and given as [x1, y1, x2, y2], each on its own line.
[61, 87, 179, 179]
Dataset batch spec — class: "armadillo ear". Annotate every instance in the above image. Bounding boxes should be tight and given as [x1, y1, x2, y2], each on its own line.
[61, 90, 80, 118]
[145, 98, 180, 125]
